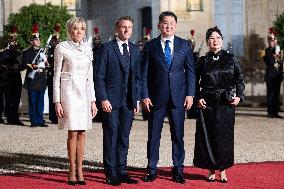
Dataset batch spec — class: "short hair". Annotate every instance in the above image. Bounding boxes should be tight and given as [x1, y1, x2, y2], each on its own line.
[115, 16, 134, 29]
[66, 17, 86, 33]
[159, 11, 177, 23]
[206, 26, 223, 40]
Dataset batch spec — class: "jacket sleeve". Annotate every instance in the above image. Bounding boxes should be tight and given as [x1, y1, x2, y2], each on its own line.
[88, 47, 96, 102]
[185, 41, 196, 96]
[141, 42, 149, 99]
[94, 44, 108, 103]
[233, 56, 245, 102]
[53, 44, 63, 103]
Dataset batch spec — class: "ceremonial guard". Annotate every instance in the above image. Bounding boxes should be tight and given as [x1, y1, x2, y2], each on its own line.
[0, 26, 25, 125]
[263, 29, 283, 118]
[47, 24, 60, 124]
[22, 24, 48, 127]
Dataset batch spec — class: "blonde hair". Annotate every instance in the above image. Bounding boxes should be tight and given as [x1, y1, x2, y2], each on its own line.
[66, 17, 86, 34]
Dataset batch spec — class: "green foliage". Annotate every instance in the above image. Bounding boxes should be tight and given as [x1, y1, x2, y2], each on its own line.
[2, 3, 72, 49]
[240, 31, 266, 82]
[274, 12, 284, 48]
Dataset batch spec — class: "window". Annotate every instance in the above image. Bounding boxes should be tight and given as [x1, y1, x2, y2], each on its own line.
[187, 0, 203, 11]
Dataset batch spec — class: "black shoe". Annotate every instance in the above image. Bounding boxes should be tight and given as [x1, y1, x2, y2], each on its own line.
[120, 174, 139, 184]
[220, 178, 228, 183]
[67, 181, 77, 186]
[30, 124, 38, 127]
[8, 121, 25, 126]
[273, 114, 284, 118]
[106, 177, 121, 186]
[39, 123, 48, 127]
[143, 173, 157, 182]
[172, 173, 186, 184]
[50, 120, 58, 124]
[77, 180, 86, 185]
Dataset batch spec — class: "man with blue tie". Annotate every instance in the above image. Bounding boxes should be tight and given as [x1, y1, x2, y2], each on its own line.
[95, 16, 141, 186]
[141, 11, 196, 184]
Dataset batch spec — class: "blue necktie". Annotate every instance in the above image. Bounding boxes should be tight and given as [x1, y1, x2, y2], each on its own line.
[164, 40, 171, 69]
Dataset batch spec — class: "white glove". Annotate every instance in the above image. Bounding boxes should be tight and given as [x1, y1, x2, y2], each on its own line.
[40, 52, 47, 62]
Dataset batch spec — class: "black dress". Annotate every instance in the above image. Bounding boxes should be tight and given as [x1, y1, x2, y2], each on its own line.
[193, 50, 245, 170]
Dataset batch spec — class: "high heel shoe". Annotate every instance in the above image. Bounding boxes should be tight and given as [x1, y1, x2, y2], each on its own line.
[67, 181, 77, 186]
[220, 171, 228, 183]
[77, 180, 86, 185]
[207, 170, 215, 182]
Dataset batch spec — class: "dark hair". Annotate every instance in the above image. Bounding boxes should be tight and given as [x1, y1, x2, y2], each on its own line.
[206, 26, 223, 40]
[115, 16, 134, 29]
[159, 11, 177, 23]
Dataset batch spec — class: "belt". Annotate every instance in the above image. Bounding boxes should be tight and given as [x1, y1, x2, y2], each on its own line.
[37, 69, 45, 73]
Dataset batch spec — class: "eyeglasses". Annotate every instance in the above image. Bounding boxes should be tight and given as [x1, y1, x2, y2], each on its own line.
[208, 36, 222, 41]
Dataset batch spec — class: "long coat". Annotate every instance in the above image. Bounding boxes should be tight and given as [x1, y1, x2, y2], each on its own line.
[53, 40, 96, 130]
[193, 50, 245, 170]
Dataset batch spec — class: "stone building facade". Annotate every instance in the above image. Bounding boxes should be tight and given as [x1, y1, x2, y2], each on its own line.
[1, 0, 284, 55]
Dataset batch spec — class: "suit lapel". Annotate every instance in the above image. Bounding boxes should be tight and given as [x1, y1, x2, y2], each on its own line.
[154, 36, 168, 69]
[112, 40, 126, 71]
[172, 36, 181, 69]
[129, 43, 136, 73]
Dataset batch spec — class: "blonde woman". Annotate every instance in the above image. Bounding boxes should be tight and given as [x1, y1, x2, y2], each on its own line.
[53, 17, 97, 185]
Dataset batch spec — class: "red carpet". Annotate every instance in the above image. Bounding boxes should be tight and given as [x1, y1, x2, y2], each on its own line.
[0, 161, 283, 189]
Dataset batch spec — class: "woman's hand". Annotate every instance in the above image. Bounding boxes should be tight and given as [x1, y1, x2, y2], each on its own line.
[230, 97, 240, 106]
[198, 99, 207, 109]
[55, 102, 64, 118]
[91, 101, 98, 118]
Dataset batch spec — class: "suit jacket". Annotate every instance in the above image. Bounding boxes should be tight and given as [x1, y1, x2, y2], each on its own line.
[141, 35, 196, 108]
[94, 39, 141, 109]
[22, 47, 47, 91]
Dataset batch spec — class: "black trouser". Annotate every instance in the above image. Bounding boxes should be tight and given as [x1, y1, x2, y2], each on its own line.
[47, 74, 57, 123]
[4, 72, 22, 123]
[266, 77, 282, 116]
[0, 86, 5, 120]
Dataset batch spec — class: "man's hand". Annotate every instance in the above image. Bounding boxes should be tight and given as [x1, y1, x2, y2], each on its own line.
[184, 96, 193, 110]
[142, 98, 153, 112]
[55, 102, 64, 118]
[197, 99, 207, 109]
[101, 100, 112, 112]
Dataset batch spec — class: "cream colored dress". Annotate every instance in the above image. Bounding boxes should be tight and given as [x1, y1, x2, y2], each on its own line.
[53, 40, 96, 130]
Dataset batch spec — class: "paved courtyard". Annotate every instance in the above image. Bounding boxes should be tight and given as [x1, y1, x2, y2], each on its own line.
[0, 107, 283, 174]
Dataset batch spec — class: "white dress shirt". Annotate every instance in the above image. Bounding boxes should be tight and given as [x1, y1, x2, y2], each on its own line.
[116, 37, 130, 55]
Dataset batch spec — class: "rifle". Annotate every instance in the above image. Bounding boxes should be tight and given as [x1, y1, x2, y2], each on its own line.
[28, 35, 52, 79]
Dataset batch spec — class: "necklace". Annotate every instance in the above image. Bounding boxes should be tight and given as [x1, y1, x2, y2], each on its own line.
[212, 55, 219, 61]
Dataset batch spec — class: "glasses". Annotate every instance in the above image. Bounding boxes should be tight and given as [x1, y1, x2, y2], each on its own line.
[208, 37, 222, 41]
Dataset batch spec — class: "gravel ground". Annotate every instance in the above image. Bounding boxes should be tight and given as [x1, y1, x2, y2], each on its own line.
[0, 107, 283, 174]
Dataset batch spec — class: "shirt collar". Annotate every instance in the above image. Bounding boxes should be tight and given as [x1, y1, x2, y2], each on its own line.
[161, 35, 174, 44]
[116, 37, 128, 46]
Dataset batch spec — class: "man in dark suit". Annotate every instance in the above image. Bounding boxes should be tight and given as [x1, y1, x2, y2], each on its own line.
[141, 11, 196, 184]
[95, 16, 141, 186]
[22, 25, 48, 127]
